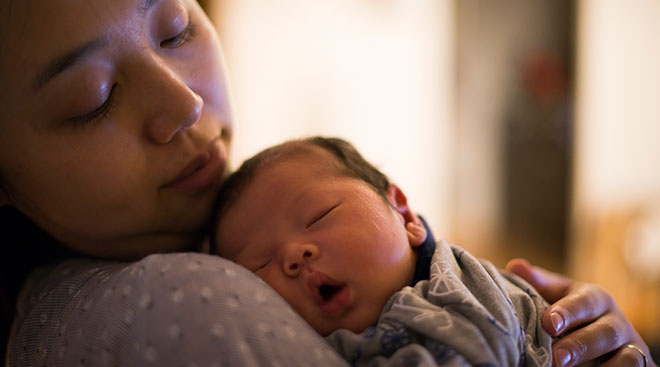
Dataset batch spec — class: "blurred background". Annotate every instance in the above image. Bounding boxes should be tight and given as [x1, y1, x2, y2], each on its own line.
[203, 0, 660, 354]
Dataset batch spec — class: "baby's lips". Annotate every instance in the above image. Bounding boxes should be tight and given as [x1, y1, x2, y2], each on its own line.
[306, 271, 351, 315]
[318, 285, 351, 316]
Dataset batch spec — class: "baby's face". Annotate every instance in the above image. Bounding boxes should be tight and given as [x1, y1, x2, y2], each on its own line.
[215, 148, 417, 335]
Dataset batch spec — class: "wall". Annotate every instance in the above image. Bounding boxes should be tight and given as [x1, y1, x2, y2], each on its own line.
[454, 0, 573, 266]
[210, 0, 455, 238]
[572, 0, 660, 344]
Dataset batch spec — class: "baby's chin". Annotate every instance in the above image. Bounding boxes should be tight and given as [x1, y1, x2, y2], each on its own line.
[312, 311, 380, 336]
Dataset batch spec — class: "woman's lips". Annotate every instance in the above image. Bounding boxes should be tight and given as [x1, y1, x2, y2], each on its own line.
[164, 140, 225, 192]
[307, 271, 352, 316]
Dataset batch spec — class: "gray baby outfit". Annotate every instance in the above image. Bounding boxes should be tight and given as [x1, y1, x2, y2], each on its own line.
[327, 240, 552, 367]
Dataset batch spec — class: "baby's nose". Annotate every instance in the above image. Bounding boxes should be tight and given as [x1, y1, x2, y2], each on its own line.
[283, 243, 319, 277]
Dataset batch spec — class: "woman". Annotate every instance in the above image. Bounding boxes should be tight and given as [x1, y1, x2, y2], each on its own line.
[0, 0, 654, 366]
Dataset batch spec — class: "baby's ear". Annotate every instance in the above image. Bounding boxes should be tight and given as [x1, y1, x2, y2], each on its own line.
[386, 184, 427, 247]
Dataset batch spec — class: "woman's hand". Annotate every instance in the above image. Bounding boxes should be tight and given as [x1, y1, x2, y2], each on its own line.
[507, 259, 657, 367]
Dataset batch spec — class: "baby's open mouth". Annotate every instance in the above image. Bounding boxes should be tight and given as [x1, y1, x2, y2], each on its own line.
[307, 272, 352, 315]
[319, 284, 342, 302]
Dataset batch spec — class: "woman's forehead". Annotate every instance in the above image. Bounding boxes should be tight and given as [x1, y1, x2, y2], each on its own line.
[1, 0, 153, 91]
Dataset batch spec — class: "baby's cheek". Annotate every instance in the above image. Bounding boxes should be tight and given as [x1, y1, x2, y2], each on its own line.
[344, 304, 382, 334]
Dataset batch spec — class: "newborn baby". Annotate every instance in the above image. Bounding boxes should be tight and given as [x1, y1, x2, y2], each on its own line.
[211, 137, 552, 366]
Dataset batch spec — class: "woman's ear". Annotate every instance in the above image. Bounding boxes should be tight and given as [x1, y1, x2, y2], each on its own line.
[386, 184, 427, 247]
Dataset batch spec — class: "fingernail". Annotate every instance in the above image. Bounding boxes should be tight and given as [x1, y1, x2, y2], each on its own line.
[550, 311, 565, 333]
[554, 348, 572, 367]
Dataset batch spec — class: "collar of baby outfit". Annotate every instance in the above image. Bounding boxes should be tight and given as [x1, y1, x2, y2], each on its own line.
[411, 215, 436, 285]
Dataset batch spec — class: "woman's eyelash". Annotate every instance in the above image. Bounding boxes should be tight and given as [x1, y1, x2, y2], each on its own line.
[68, 84, 117, 127]
[161, 16, 195, 48]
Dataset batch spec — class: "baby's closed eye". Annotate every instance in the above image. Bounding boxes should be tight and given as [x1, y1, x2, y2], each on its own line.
[253, 260, 270, 272]
[306, 203, 341, 229]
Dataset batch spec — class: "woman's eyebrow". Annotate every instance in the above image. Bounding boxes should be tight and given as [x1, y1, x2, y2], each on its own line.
[138, 0, 161, 14]
[33, 36, 109, 92]
[33, 0, 161, 92]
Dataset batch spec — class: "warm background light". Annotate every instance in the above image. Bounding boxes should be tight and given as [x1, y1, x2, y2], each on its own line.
[212, 0, 455, 239]
[572, 0, 660, 346]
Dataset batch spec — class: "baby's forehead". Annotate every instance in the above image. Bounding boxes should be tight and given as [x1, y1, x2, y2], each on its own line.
[257, 144, 348, 179]
[216, 145, 340, 214]
[214, 148, 344, 253]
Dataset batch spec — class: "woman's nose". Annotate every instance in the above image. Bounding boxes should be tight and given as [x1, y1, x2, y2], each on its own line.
[142, 60, 204, 144]
[283, 243, 320, 277]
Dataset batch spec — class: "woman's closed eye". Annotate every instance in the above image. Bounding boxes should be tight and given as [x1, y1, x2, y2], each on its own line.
[306, 203, 340, 229]
[67, 83, 118, 127]
[161, 15, 195, 48]
[65, 16, 195, 127]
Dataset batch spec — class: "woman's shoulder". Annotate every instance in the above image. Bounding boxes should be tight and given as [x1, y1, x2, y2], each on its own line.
[11, 253, 254, 332]
[8, 253, 348, 366]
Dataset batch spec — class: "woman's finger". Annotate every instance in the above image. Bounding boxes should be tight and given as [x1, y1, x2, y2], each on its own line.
[542, 282, 613, 336]
[600, 344, 653, 367]
[506, 258, 571, 303]
[508, 259, 658, 367]
[550, 311, 629, 367]
[506, 259, 613, 336]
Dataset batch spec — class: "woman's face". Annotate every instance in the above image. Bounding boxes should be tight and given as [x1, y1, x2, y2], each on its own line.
[0, 0, 233, 258]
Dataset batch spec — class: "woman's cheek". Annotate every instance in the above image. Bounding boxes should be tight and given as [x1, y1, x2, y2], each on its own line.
[186, 20, 231, 120]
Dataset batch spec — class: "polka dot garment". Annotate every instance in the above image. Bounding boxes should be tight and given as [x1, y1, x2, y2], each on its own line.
[7, 253, 348, 367]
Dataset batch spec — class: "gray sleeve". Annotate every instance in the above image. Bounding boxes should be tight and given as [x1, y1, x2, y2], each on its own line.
[326, 241, 552, 367]
[8, 253, 348, 367]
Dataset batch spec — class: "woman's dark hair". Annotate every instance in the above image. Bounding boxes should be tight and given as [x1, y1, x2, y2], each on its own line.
[0, 208, 77, 360]
[210, 136, 391, 249]
[197, 0, 210, 10]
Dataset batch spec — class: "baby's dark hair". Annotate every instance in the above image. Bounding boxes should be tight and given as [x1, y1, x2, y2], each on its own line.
[210, 136, 390, 249]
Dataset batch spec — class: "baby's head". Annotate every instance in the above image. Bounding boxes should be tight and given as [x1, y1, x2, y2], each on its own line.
[212, 137, 427, 335]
